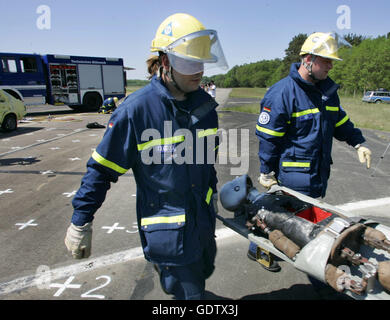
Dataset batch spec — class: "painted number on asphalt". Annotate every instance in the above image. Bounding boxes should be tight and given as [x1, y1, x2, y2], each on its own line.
[80, 275, 111, 299]
[49, 275, 111, 299]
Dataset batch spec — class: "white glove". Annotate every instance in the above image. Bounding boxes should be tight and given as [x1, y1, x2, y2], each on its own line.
[212, 193, 219, 214]
[64, 222, 93, 259]
[258, 172, 278, 189]
[355, 144, 372, 169]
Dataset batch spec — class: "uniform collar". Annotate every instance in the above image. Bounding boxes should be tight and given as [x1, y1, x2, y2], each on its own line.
[151, 75, 210, 103]
[289, 63, 339, 98]
[151, 75, 218, 126]
[151, 75, 176, 101]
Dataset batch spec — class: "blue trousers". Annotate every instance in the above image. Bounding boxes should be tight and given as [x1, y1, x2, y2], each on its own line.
[157, 242, 216, 300]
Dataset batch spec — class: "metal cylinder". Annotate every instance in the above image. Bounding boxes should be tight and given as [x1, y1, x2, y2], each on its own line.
[325, 264, 346, 293]
[269, 230, 300, 259]
[378, 261, 390, 292]
[259, 209, 322, 248]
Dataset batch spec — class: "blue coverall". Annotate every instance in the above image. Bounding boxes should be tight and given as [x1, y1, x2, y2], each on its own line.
[256, 62, 365, 198]
[250, 62, 366, 289]
[71, 76, 220, 299]
[99, 97, 117, 113]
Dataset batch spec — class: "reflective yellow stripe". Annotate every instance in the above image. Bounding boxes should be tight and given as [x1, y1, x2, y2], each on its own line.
[141, 214, 185, 226]
[291, 108, 320, 118]
[256, 124, 285, 137]
[137, 135, 185, 151]
[198, 128, 218, 138]
[326, 106, 339, 111]
[335, 115, 349, 127]
[92, 151, 128, 174]
[205, 187, 213, 204]
[282, 161, 310, 168]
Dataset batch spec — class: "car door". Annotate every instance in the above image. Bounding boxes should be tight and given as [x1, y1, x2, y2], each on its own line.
[0, 90, 11, 124]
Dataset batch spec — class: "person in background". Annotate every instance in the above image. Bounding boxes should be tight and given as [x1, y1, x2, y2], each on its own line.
[208, 80, 216, 99]
[99, 96, 118, 114]
[204, 82, 209, 94]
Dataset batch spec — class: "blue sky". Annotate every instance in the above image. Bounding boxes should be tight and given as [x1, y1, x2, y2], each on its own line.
[1, 0, 389, 79]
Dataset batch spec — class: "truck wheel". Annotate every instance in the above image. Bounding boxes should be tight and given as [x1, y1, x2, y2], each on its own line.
[83, 93, 102, 111]
[68, 105, 82, 112]
[2, 114, 17, 131]
[375, 99, 382, 104]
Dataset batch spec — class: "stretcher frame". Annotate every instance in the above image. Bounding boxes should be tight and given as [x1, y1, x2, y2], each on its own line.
[217, 184, 390, 300]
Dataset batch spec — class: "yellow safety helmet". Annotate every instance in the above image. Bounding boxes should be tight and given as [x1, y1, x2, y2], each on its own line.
[113, 97, 118, 104]
[151, 13, 209, 59]
[151, 13, 228, 75]
[300, 32, 351, 61]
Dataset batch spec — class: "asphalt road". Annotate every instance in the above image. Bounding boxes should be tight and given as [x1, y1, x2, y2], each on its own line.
[0, 90, 389, 305]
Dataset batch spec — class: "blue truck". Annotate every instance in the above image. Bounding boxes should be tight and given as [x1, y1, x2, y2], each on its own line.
[0, 52, 126, 111]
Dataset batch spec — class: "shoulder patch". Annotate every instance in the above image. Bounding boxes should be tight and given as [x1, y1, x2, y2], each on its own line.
[258, 112, 270, 125]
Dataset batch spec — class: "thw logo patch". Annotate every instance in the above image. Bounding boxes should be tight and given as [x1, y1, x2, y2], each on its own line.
[162, 22, 173, 36]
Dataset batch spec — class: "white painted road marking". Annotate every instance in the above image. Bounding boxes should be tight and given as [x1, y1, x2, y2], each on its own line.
[1, 197, 390, 296]
[40, 170, 54, 175]
[63, 190, 77, 198]
[337, 197, 390, 217]
[126, 222, 139, 234]
[0, 128, 88, 157]
[0, 228, 236, 296]
[0, 189, 13, 196]
[15, 219, 38, 230]
[101, 223, 125, 234]
[50, 276, 82, 297]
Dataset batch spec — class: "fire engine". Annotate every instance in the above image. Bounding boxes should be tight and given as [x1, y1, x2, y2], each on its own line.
[0, 52, 126, 111]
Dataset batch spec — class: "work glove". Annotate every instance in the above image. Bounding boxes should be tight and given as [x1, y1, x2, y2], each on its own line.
[355, 144, 372, 169]
[258, 171, 278, 189]
[64, 222, 93, 259]
[212, 193, 219, 214]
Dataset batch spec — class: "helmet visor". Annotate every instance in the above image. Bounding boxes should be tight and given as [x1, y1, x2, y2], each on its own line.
[167, 53, 204, 75]
[163, 29, 228, 74]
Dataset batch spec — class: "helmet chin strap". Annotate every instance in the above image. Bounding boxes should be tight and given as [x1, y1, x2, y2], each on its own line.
[162, 66, 187, 96]
[303, 55, 320, 82]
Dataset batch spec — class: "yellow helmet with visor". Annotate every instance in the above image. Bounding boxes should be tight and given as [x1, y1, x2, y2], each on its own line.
[151, 13, 228, 75]
[300, 32, 351, 61]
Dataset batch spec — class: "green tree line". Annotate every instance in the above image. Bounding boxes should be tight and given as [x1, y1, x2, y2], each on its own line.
[126, 79, 150, 86]
[204, 33, 390, 94]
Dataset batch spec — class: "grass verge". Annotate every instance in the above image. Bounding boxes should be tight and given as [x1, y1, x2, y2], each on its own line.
[228, 87, 268, 99]
[226, 87, 390, 132]
[126, 86, 145, 96]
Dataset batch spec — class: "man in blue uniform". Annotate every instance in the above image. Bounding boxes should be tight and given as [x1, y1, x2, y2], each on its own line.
[249, 33, 372, 274]
[64, 13, 228, 300]
[99, 96, 118, 114]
